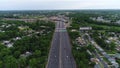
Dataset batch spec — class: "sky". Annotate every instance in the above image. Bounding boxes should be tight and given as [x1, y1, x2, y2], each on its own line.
[0, 0, 120, 10]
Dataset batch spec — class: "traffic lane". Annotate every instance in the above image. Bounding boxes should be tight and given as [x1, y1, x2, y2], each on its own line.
[64, 32, 74, 59]
[47, 32, 60, 68]
[61, 32, 69, 68]
[48, 21, 76, 68]
[48, 22, 60, 68]
[59, 21, 62, 29]
[64, 32, 71, 51]
[47, 33, 58, 68]
[62, 32, 76, 68]
[60, 32, 65, 68]
[48, 32, 60, 68]
[56, 22, 60, 28]
[59, 21, 76, 68]
[63, 32, 73, 68]
[60, 22, 65, 29]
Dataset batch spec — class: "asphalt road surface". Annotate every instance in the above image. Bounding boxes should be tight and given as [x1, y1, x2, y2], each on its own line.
[46, 21, 76, 68]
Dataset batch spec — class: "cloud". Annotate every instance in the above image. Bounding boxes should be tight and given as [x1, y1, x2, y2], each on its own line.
[0, 0, 120, 10]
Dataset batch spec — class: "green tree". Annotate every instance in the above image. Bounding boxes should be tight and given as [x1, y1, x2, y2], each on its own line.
[29, 58, 38, 68]
[33, 50, 41, 57]
[0, 61, 3, 68]
[109, 42, 116, 50]
[14, 51, 21, 58]
[4, 56, 18, 68]
[18, 57, 27, 68]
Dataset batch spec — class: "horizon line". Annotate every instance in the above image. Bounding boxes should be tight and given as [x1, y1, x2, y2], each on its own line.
[0, 8, 120, 11]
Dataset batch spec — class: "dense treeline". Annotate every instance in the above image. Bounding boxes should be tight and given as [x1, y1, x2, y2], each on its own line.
[0, 20, 55, 68]
[67, 11, 120, 68]
[0, 10, 68, 18]
[68, 11, 120, 32]
[72, 44, 95, 68]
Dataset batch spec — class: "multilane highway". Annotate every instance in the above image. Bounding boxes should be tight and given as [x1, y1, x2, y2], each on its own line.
[46, 21, 76, 68]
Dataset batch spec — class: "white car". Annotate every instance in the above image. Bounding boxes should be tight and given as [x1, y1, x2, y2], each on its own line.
[66, 56, 69, 58]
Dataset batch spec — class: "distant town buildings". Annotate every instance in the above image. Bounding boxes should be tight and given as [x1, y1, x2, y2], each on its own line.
[79, 27, 92, 32]
[80, 27, 92, 31]
[90, 17, 111, 23]
[3, 18, 37, 23]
